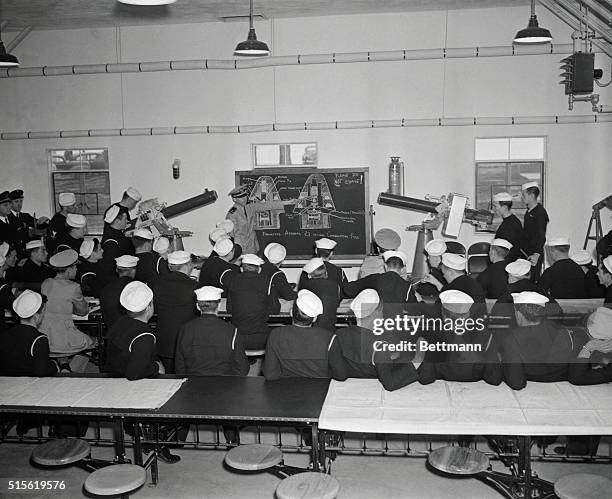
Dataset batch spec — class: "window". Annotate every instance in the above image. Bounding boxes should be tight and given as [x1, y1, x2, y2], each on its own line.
[49, 148, 111, 235]
[475, 137, 545, 228]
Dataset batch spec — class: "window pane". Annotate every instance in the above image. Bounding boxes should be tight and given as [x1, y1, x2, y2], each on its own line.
[509, 162, 543, 185]
[509, 137, 544, 160]
[475, 138, 509, 161]
[476, 163, 508, 210]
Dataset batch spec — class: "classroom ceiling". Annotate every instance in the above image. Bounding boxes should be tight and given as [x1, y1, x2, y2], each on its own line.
[0, 0, 530, 30]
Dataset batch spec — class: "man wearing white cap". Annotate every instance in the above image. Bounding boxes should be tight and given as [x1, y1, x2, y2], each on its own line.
[358, 228, 403, 278]
[520, 182, 549, 281]
[225, 253, 274, 350]
[298, 238, 348, 296]
[19, 240, 55, 285]
[263, 289, 344, 380]
[55, 213, 87, 253]
[198, 238, 239, 288]
[77, 238, 104, 298]
[0, 290, 58, 376]
[416, 239, 448, 297]
[103, 187, 141, 227]
[424, 253, 485, 303]
[132, 228, 159, 288]
[299, 257, 341, 331]
[154, 250, 199, 373]
[261, 242, 297, 314]
[492, 192, 522, 262]
[597, 255, 612, 304]
[8, 189, 48, 259]
[500, 291, 575, 390]
[571, 249, 605, 298]
[539, 238, 586, 299]
[152, 237, 171, 276]
[175, 286, 249, 377]
[48, 192, 76, 240]
[476, 239, 512, 299]
[100, 255, 139, 328]
[569, 307, 612, 385]
[100, 204, 135, 288]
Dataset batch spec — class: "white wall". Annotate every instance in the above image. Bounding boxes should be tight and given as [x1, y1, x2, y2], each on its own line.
[1, 6, 611, 268]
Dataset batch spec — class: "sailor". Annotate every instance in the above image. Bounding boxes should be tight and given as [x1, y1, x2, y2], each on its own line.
[415, 239, 448, 297]
[298, 238, 348, 296]
[48, 192, 76, 240]
[299, 257, 341, 332]
[55, 214, 87, 253]
[103, 187, 141, 226]
[198, 237, 239, 288]
[18, 240, 56, 286]
[132, 228, 159, 288]
[152, 237, 170, 277]
[358, 228, 402, 278]
[77, 239, 104, 298]
[569, 307, 612, 386]
[225, 184, 297, 255]
[0, 191, 17, 246]
[261, 242, 297, 314]
[175, 285, 249, 376]
[100, 255, 139, 328]
[423, 253, 485, 303]
[597, 255, 612, 304]
[8, 189, 46, 258]
[571, 249, 605, 298]
[520, 182, 549, 281]
[0, 254, 16, 333]
[476, 238, 512, 299]
[100, 205, 135, 287]
[492, 192, 522, 262]
[539, 237, 586, 299]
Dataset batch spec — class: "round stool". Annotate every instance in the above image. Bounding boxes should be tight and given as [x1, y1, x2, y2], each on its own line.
[31, 438, 91, 466]
[84, 464, 146, 497]
[276, 472, 340, 499]
[554, 473, 612, 499]
[428, 446, 490, 475]
[225, 444, 283, 471]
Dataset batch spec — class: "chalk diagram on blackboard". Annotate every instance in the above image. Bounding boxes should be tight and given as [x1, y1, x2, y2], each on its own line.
[247, 176, 285, 229]
[293, 173, 354, 229]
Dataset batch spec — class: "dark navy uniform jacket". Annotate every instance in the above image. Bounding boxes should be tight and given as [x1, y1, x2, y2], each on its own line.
[476, 261, 508, 299]
[99, 275, 132, 328]
[198, 254, 239, 289]
[261, 261, 297, 314]
[521, 203, 549, 257]
[495, 214, 522, 262]
[77, 261, 103, 298]
[0, 216, 17, 246]
[17, 259, 56, 285]
[299, 261, 348, 297]
[135, 251, 161, 288]
[0, 324, 57, 376]
[54, 232, 83, 253]
[0, 279, 14, 333]
[584, 265, 606, 298]
[539, 258, 587, 299]
[440, 274, 486, 303]
[299, 277, 341, 332]
[99, 226, 135, 288]
[8, 211, 36, 257]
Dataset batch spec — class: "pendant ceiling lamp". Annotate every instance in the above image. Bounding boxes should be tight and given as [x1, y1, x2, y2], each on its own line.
[513, 0, 552, 44]
[117, 0, 176, 5]
[0, 22, 19, 67]
[234, 0, 270, 57]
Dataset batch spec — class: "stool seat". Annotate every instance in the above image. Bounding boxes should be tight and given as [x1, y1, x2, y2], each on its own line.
[84, 464, 146, 496]
[554, 473, 612, 499]
[225, 444, 283, 471]
[276, 472, 340, 499]
[245, 349, 266, 357]
[31, 438, 91, 466]
[428, 446, 490, 475]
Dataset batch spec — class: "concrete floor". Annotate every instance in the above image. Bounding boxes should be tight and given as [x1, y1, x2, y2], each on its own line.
[1, 442, 612, 498]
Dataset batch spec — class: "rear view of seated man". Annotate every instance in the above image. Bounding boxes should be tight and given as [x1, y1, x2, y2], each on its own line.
[77, 239, 104, 298]
[261, 242, 297, 314]
[418, 290, 502, 385]
[99, 255, 139, 328]
[500, 292, 577, 390]
[476, 238, 512, 299]
[539, 237, 586, 299]
[299, 258, 342, 332]
[198, 237, 239, 289]
[55, 214, 87, 253]
[570, 249, 605, 298]
[263, 289, 344, 380]
[569, 306, 612, 385]
[298, 238, 348, 297]
[358, 228, 402, 278]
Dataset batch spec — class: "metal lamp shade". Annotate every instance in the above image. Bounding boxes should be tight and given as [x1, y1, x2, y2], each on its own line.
[0, 42, 19, 67]
[234, 28, 270, 56]
[514, 15, 552, 44]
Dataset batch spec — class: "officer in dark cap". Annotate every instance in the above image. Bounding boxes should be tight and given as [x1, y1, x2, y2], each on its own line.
[8, 190, 47, 258]
[0, 191, 17, 247]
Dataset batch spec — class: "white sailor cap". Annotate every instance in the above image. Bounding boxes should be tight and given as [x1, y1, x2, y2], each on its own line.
[493, 192, 513, 203]
[153, 237, 170, 254]
[547, 237, 570, 247]
[521, 181, 539, 191]
[49, 249, 78, 268]
[194, 286, 223, 301]
[126, 187, 142, 201]
[442, 253, 466, 271]
[303, 257, 325, 275]
[587, 307, 612, 340]
[0, 242, 8, 258]
[439, 290, 473, 315]
[511, 291, 549, 305]
[505, 259, 531, 277]
[382, 250, 408, 266]
[350, 289, 380, 319]
[25, 240, 44, 251]
[242, 253, 264, 266]
[425, 239, 447, 257]
[58, 192, 76, 207]
[217, 219, 234, 234]
[115, 255, 139, 268]
[264, 243, 286, 265]
[570, 249, 593, 266]
[133, 228, 153, 240]
[12, 290, 43, 319]
[296, 289, 323, 318]
[66, 213, 87, 229]
[214, 238, 234, 257]
[374, 228, 401, 251]
[104, 205, 120, 224]
[168, 250, 191, 265]
[492, 238, 513, 250]
[79, 239, 95, 259]
[603, 255, 612, 274]
[315, 238, 337, 250]
[209, 228, 228, 243]
[120, 281, 153, 313]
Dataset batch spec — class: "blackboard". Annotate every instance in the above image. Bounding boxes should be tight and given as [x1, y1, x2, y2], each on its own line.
[235, 168, 369, 259]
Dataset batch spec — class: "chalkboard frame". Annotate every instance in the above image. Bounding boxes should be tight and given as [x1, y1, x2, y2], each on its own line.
[235, 167, 370, 260]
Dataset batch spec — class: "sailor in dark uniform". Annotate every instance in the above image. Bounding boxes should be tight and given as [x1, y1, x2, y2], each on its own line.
[132, 228, 159, 288]
[224, 253, 273, 350]
[597, 228, 612, 261]
[422, 253, 485, 304]
[0, 254, 16, 333]
[415, 239, 448, 297]
[8, 190, 46, 258]
[476, 238, 512, 299]
[99, 255, 138, 328]
[597, 256, 612, 304]
[77, 239, 104, 298]
[153, 250, 199, 373]
[492, 192, 522, 262]
[569, 307, 612, 385]
[100, 205, 134, 288]
[18, 240, 55, 286]
[48, 192, 76, 241]
[103, 187, 141, 228]
[261, 242, 297, 314]
[520, 182, 549, 281]
[358, 228, 403, 278]
[0, 191, 17, 246]
[198, 238, 239, 289]
[263, 289, 344, 380]
[298, 238, 348, 297]
[0, 290, 57, 376]
[538, 237, 587, 299]
[54, 214, 87, 253]
[175, 285, 249, 376]
[152, 237, 170, 278]
[299, 257, 341, 332]
[569, 250, 606, 298]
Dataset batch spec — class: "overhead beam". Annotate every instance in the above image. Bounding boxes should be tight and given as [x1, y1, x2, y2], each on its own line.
[5, 26, 32, 52]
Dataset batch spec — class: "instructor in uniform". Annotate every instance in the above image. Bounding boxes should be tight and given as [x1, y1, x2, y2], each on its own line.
[520, 182, 549, 281]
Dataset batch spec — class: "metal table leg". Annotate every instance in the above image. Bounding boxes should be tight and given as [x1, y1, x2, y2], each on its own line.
[113, 417, 127, 464]
[311, 423, 320, 472]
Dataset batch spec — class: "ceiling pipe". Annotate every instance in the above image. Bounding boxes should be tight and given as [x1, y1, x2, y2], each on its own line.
[5, 26, 32, 53]
[551, 0, 612, 44]
[0, 43, 581, 78]
[1, 113, 610, 141]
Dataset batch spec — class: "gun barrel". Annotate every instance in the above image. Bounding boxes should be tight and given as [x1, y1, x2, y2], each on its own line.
[161, 189, 218, 219]
[377, 192, 439, 214]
